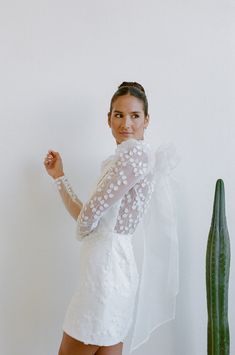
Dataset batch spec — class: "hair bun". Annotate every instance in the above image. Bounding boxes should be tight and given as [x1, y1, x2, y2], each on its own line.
[118, 81, 145, 94]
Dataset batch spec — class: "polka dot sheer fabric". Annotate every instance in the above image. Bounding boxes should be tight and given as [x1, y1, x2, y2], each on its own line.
[54, 138, 179, 352]
[75, 139, 155, 238]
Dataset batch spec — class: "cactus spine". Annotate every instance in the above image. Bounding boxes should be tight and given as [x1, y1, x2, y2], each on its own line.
[206, 179, 230, 354]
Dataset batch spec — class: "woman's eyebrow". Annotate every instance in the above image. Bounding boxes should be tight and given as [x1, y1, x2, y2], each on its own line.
[113, 110, 141, 113]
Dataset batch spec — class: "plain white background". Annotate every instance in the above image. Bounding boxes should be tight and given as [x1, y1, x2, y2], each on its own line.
[0, 0, 234, 354]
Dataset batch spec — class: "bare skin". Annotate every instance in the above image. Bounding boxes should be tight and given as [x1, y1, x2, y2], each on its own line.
[44, 149, 65, 180]
[44, 93, 149, 355]
[108, 93, 149, 144]
[58, 332, 123, 355]
[94, 342, 124, 355]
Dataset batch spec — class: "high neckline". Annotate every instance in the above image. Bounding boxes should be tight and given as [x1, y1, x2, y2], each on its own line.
[116, 138, 145, 147]
[115, 138, 150, 155]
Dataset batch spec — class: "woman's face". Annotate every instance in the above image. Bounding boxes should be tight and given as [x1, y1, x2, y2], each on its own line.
[108, 94, 149, 145]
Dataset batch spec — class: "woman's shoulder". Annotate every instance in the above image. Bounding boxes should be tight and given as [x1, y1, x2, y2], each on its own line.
[114, 138, 155, 174]
[100, 138, 153, 174]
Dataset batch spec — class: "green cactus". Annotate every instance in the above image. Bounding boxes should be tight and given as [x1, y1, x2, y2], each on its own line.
[206, 179, 230, 354]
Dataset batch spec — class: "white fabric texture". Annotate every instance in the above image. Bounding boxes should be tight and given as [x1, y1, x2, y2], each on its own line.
[54, 138, 179, 351]
[76, 138, 155, 238]
[129, 142, 180, 352]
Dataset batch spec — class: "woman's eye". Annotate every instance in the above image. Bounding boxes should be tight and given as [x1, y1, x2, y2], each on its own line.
[115, 114, 122, 118]
[132, 115, 139, 118]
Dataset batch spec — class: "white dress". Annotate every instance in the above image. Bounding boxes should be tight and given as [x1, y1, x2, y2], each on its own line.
[54, 138, 179, 351]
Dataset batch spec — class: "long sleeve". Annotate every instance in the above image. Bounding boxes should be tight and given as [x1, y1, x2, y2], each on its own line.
[76, 139, 150, 240]
[54, 175, 83, 220]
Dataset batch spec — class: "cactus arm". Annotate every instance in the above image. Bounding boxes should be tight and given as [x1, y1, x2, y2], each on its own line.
[206, 179, 230, 355]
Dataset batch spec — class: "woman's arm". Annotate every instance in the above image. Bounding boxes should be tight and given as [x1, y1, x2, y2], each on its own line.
[54, 175, 83, 220]
[76, 140, 150, 239]
[44, 150, 83, 220]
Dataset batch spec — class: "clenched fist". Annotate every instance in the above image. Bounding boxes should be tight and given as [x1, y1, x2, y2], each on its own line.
[44, 150, 64, 179]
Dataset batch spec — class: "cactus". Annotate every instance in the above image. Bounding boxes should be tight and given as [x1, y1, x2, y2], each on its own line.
[206, 179, 230, 354]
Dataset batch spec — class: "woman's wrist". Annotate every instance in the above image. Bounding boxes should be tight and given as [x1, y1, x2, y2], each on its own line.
[54, 174, 66, 191]
[52, 172, 65, 180]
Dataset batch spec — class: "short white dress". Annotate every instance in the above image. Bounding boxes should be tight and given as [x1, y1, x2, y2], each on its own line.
[54, 138, 179, 351]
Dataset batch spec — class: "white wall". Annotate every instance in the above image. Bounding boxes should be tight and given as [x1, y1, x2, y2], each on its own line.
[0, 1, 234, 354]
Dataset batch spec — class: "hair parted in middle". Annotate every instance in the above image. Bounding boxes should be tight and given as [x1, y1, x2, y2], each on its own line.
[109, 81, 149, 116]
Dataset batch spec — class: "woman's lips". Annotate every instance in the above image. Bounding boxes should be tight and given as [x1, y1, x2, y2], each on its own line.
[120, 132, 132, 136]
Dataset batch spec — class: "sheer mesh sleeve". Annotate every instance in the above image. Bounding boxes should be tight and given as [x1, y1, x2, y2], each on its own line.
[76, 140, 150, 240]
[54, 175, 83, 220]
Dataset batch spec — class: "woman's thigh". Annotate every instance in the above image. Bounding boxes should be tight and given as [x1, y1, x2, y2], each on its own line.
[94, 342, 123, 355]
[58, 332, 100, 355]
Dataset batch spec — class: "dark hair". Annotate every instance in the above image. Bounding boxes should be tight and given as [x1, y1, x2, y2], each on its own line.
[109, 81, 148, 116]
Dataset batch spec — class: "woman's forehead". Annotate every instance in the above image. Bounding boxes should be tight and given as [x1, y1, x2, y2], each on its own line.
[112, 95, 144, 112]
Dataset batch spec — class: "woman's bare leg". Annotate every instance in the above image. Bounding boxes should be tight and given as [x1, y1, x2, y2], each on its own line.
[58, 332, 100, 355]
[94, 342, 123, 355]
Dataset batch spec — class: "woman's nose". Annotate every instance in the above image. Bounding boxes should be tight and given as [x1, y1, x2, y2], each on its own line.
[121, 116, 131, 128]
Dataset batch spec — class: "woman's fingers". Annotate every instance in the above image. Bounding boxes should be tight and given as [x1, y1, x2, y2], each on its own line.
[44, 157, 51, 166]
[44, 151, 56, 166]
[44, 150, 62, 169]
[48, 150, 58, 158]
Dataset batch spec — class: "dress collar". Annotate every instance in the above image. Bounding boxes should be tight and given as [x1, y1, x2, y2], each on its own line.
[115, 138, 148, 153]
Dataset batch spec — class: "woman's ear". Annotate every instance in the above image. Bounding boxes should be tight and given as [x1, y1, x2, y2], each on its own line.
[144, 114, 150, 128]
[108, 112, 111, 128]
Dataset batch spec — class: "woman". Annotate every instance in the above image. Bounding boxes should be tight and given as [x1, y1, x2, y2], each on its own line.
[44, 82, 178, 355]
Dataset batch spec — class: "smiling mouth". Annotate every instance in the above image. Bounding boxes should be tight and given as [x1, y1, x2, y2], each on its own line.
[120, 132, 132, 135]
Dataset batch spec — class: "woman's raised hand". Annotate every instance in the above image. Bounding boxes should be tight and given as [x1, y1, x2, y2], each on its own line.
[44, 150, 64, 179]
